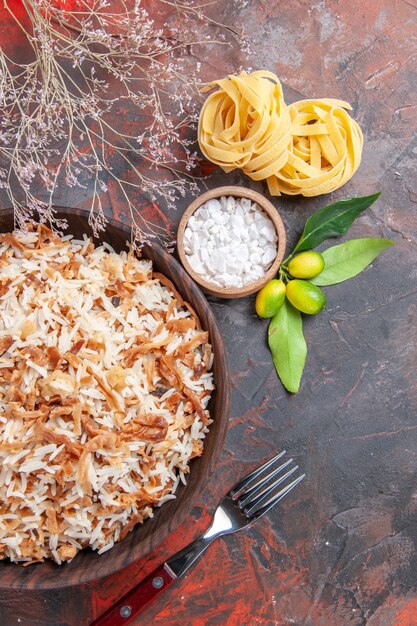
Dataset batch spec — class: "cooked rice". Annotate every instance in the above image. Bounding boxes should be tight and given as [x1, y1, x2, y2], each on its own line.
[0, 226, 214, 564]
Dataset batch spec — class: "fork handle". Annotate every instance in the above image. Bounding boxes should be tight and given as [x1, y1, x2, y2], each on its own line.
[90, 563, 177, 626]
[91, 536, 214, 625]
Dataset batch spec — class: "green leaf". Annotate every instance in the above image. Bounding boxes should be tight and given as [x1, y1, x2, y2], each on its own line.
[268, 300, 307, 393]
[292, 193, 381, 255]
[311, 238, 394, 286]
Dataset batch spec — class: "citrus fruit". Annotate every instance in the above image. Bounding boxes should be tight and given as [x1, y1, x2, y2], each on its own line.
[288, 251, 325, 279]
[286, 280, 326, 315]
[255, 279, 286, 318]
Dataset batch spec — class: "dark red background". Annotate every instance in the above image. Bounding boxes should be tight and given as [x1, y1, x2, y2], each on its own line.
[1, 1, 417, 624]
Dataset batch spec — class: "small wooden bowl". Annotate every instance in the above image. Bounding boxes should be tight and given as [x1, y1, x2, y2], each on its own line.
[177, 186, 286, 298]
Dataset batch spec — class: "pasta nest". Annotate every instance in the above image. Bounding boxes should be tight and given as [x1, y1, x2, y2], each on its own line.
[268, 99, 364, 197]
[198, 70, 291, 185]
[198, 72, 363, 198]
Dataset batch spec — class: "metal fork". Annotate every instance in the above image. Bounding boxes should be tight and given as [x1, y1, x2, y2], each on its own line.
[92, 451, 305, 626]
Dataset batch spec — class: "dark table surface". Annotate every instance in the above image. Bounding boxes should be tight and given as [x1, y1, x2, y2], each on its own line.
[1, 1, 417, 625]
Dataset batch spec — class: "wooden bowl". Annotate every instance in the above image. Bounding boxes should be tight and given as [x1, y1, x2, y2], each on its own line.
[0, 207, 230, 590]
[177, 186, 286, 298]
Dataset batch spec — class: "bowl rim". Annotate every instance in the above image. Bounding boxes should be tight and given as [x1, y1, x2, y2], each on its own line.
[0, 205, 230, 589]
[177, 186, 287, 299]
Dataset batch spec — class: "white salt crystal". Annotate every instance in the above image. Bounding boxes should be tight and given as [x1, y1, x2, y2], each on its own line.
[190, 231, 200, 253]
[263, 246, 277, 265]
[226, 257, 240, 273]
[245, 271, 258, 283]
[206, 199, 222, 213]
[218, 212, 231, 225]
[214, 276, 226, 287]
[234, 205, 244, 218]
[230, 214, 244, 230]
[211, 252, 226, 273]
[188, 254, 203, 274]
[223, 274, 238, 287]
[259, 224, 276, 243]
[226, 196, 236, 212]
[215, 245, 226, 256]
[200, 248, 209, 263]
[197, 207, 208, 221]
[254, 211, 268, 223]
[239, 246, 249, 262]
[187, 215, 197, 231]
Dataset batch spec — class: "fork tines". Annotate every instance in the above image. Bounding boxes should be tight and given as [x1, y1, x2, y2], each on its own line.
[230, 451, 305, 520]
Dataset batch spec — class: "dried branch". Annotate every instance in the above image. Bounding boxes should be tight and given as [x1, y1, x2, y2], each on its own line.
[0, 0, 247, 247]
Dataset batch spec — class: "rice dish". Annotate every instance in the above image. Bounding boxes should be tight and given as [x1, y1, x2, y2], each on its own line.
[0, 227, 214, 564]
